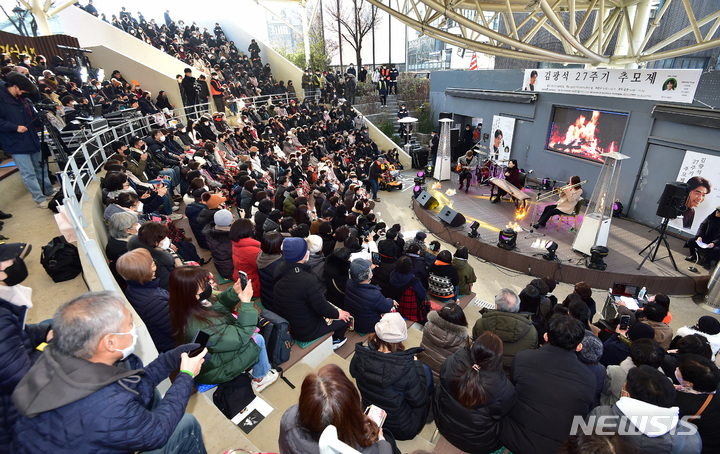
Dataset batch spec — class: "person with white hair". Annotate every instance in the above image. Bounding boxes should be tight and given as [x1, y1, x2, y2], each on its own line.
[11, 291, 208, 453]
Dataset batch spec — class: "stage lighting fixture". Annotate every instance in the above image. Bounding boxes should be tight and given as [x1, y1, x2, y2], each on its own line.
[413, 185, 423, 197]
[543, 240, 558, 261]
[497, 228, 516, 250]
[468, 221, 480, 238]
[424, 164, 434, 176]
[417, 171, 424, 178]
[586, 246, 609, 270]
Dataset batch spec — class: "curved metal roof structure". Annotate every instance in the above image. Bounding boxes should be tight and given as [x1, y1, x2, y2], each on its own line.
[366, 0, 720, 66]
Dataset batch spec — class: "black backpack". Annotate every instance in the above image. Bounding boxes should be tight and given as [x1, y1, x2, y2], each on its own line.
[257, 309, 293, 366]
[40, 236, 83, 282]
[212, 373, 254, 419]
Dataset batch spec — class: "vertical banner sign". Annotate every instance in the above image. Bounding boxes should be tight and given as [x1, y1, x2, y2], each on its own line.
[522, 68, 701, 104]
[490, 116, 515, 163]
[669, 150, 720, 234]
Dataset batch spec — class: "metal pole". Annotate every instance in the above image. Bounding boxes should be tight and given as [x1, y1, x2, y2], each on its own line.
[337, 0, 343, 69]
[372, 5, 376, 68]
[388, 0, 391, 65]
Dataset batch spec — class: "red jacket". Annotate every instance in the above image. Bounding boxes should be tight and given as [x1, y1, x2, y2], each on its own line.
[231, 237, 261, 296]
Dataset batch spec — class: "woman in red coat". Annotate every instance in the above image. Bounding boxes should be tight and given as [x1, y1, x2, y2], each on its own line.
[230, 218, 261, 296]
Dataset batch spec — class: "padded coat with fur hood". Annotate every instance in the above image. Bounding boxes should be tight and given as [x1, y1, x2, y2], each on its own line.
[417, 310, 469, 383]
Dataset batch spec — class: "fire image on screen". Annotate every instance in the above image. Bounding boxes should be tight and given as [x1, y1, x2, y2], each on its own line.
[546, 107, 629, 163]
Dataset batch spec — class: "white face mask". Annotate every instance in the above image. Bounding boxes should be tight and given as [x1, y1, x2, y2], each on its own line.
[23, 59, 30, 65]
[135, 201, 144, 213]
[159, 135, 166, 142]
[160, 237, 171, 250]
[181, 128, 186, 133]
[112, 322, 138, 360]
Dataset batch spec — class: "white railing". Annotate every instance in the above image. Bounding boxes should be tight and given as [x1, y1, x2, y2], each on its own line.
[59, 101, 211, 291]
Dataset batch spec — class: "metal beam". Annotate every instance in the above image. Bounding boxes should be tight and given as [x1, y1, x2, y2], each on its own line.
[644, 8, 720, 55]
[681, 0, 702, 44]
[539, 0, 609, 62]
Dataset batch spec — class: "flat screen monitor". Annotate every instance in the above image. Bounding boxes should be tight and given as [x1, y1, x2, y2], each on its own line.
[546, 106, 629, 163]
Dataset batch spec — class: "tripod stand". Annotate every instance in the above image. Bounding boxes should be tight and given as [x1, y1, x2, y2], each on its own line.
[637, 217, 678, 271]
[525, 190, 547, 239]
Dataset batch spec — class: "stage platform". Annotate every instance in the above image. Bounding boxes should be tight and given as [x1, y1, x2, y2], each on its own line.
[412, 179, 710, 295]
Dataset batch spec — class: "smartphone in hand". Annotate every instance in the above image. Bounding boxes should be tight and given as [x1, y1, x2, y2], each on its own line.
[237, 270, 248, 290]
[365, 405, 387, 428]
[188, 330, 210, 357]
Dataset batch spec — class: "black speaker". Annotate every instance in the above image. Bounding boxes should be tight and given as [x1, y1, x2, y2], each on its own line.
[439, 112, 453, 120]
[656, 182, 689, 219]
[450, 128, 462, 161]
[416, 191, 439, 210]
[439, 205, 466, 227]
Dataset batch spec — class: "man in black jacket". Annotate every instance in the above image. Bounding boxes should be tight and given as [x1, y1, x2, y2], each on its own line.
[181, 68, 198, 118]
[500, 314, 595, 454]
[273, 238, 351, 348]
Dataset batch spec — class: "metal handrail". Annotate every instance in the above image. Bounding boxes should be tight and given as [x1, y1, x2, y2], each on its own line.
[59, 101, 212, 291]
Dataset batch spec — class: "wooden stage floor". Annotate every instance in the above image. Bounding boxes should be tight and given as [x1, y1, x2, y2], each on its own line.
[412, 177, 709, 295]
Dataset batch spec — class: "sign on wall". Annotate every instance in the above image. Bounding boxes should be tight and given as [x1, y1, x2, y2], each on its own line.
[490, 115, 515, 163]
[669, 150, 720, 234]
[522, 68, 702, 104]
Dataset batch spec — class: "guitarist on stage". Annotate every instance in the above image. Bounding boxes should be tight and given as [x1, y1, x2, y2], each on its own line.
[457, 150, 479, 194]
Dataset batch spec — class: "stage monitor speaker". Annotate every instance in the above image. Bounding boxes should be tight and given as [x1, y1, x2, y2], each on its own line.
[656, 182, 689, 219]
[439, 112, 453, 120]
[416, 191, 439, 210]
[439, 205, 466, 227]
[450, 128, 461, 161]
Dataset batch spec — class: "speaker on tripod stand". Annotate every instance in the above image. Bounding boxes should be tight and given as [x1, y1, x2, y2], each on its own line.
[637, 182, 689, 271]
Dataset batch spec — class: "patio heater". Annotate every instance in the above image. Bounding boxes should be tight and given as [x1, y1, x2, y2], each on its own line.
[573, 152, 630, 259]
[433, 118, 453, 181]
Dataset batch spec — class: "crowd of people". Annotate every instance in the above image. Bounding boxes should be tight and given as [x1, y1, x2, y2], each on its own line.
[1, 6, 720, 454]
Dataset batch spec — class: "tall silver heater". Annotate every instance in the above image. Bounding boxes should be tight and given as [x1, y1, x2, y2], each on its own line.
[573, 152, 630, 256]
[434, 118, 453, 181]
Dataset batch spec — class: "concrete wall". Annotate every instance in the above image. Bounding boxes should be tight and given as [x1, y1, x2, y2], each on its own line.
[430, 69, 720, 228]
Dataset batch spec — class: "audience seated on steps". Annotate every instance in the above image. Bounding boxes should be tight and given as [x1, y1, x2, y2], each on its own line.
[434, 332, 514, 453]
[344, 258, 395, 334]
[272, 237, 351, 348]
[417, 304, 470, 384]
[472, 288, 538, 378]
[116, 248, 174, 353]
[279, 364, 396, 453]
[202, 209, 234, 280]
[11, 291, 208, 453]
[167, 266, 278, 393]
[350, 312, 432, 441]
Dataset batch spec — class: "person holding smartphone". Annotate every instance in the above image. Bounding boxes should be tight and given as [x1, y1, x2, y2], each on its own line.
[168, 266, 278, 393]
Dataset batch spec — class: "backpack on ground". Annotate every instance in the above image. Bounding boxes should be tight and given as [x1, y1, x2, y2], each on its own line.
[257, 309, 294, 366]
[212, 373, 254, 419]
[40, 236, 82, 282]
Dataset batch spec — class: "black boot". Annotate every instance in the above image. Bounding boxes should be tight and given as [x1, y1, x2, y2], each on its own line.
[0, 210, 11, 219]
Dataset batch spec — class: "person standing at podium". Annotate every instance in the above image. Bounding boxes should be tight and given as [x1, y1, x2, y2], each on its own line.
[533, 176, 583, 229]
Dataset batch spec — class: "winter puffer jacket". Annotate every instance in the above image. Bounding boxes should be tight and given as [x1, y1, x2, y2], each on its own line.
[472, 310, 538, 378]
[344, 279, 394, 333]
[349, 342, 431, 440]
[0, 298, 48, 452]
[184, 202, 209, 249]
[203, 224, 234, 280]
[231, 237, 261, 296]
[124, 279, 174, 353]
[417, 311, 469, 383]
[256, 252, 283, 311]
[451, 257, 476, 295]
[434, 347, 515, 453]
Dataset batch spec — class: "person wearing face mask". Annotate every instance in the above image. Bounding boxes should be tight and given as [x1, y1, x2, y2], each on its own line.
[128, 222, 182, 291]
[11, 291, 208, 453]
[168, 266, 279, 392]
[0, 243, 52, 451]
[0, 72, 55, 208]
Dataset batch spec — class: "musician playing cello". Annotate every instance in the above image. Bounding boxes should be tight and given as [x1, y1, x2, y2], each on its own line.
[457, 150, 479, 194]
[532, 175, 583, 229]
[491, 159, 521, 204]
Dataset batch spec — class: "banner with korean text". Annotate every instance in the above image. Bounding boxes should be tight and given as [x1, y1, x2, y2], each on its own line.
[522, 68, 702, 104]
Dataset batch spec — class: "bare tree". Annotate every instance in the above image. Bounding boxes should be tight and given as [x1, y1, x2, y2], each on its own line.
[326, 0, 381, 69]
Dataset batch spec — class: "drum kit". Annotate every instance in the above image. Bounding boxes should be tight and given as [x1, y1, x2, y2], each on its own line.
[471, 145, 510, 185]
